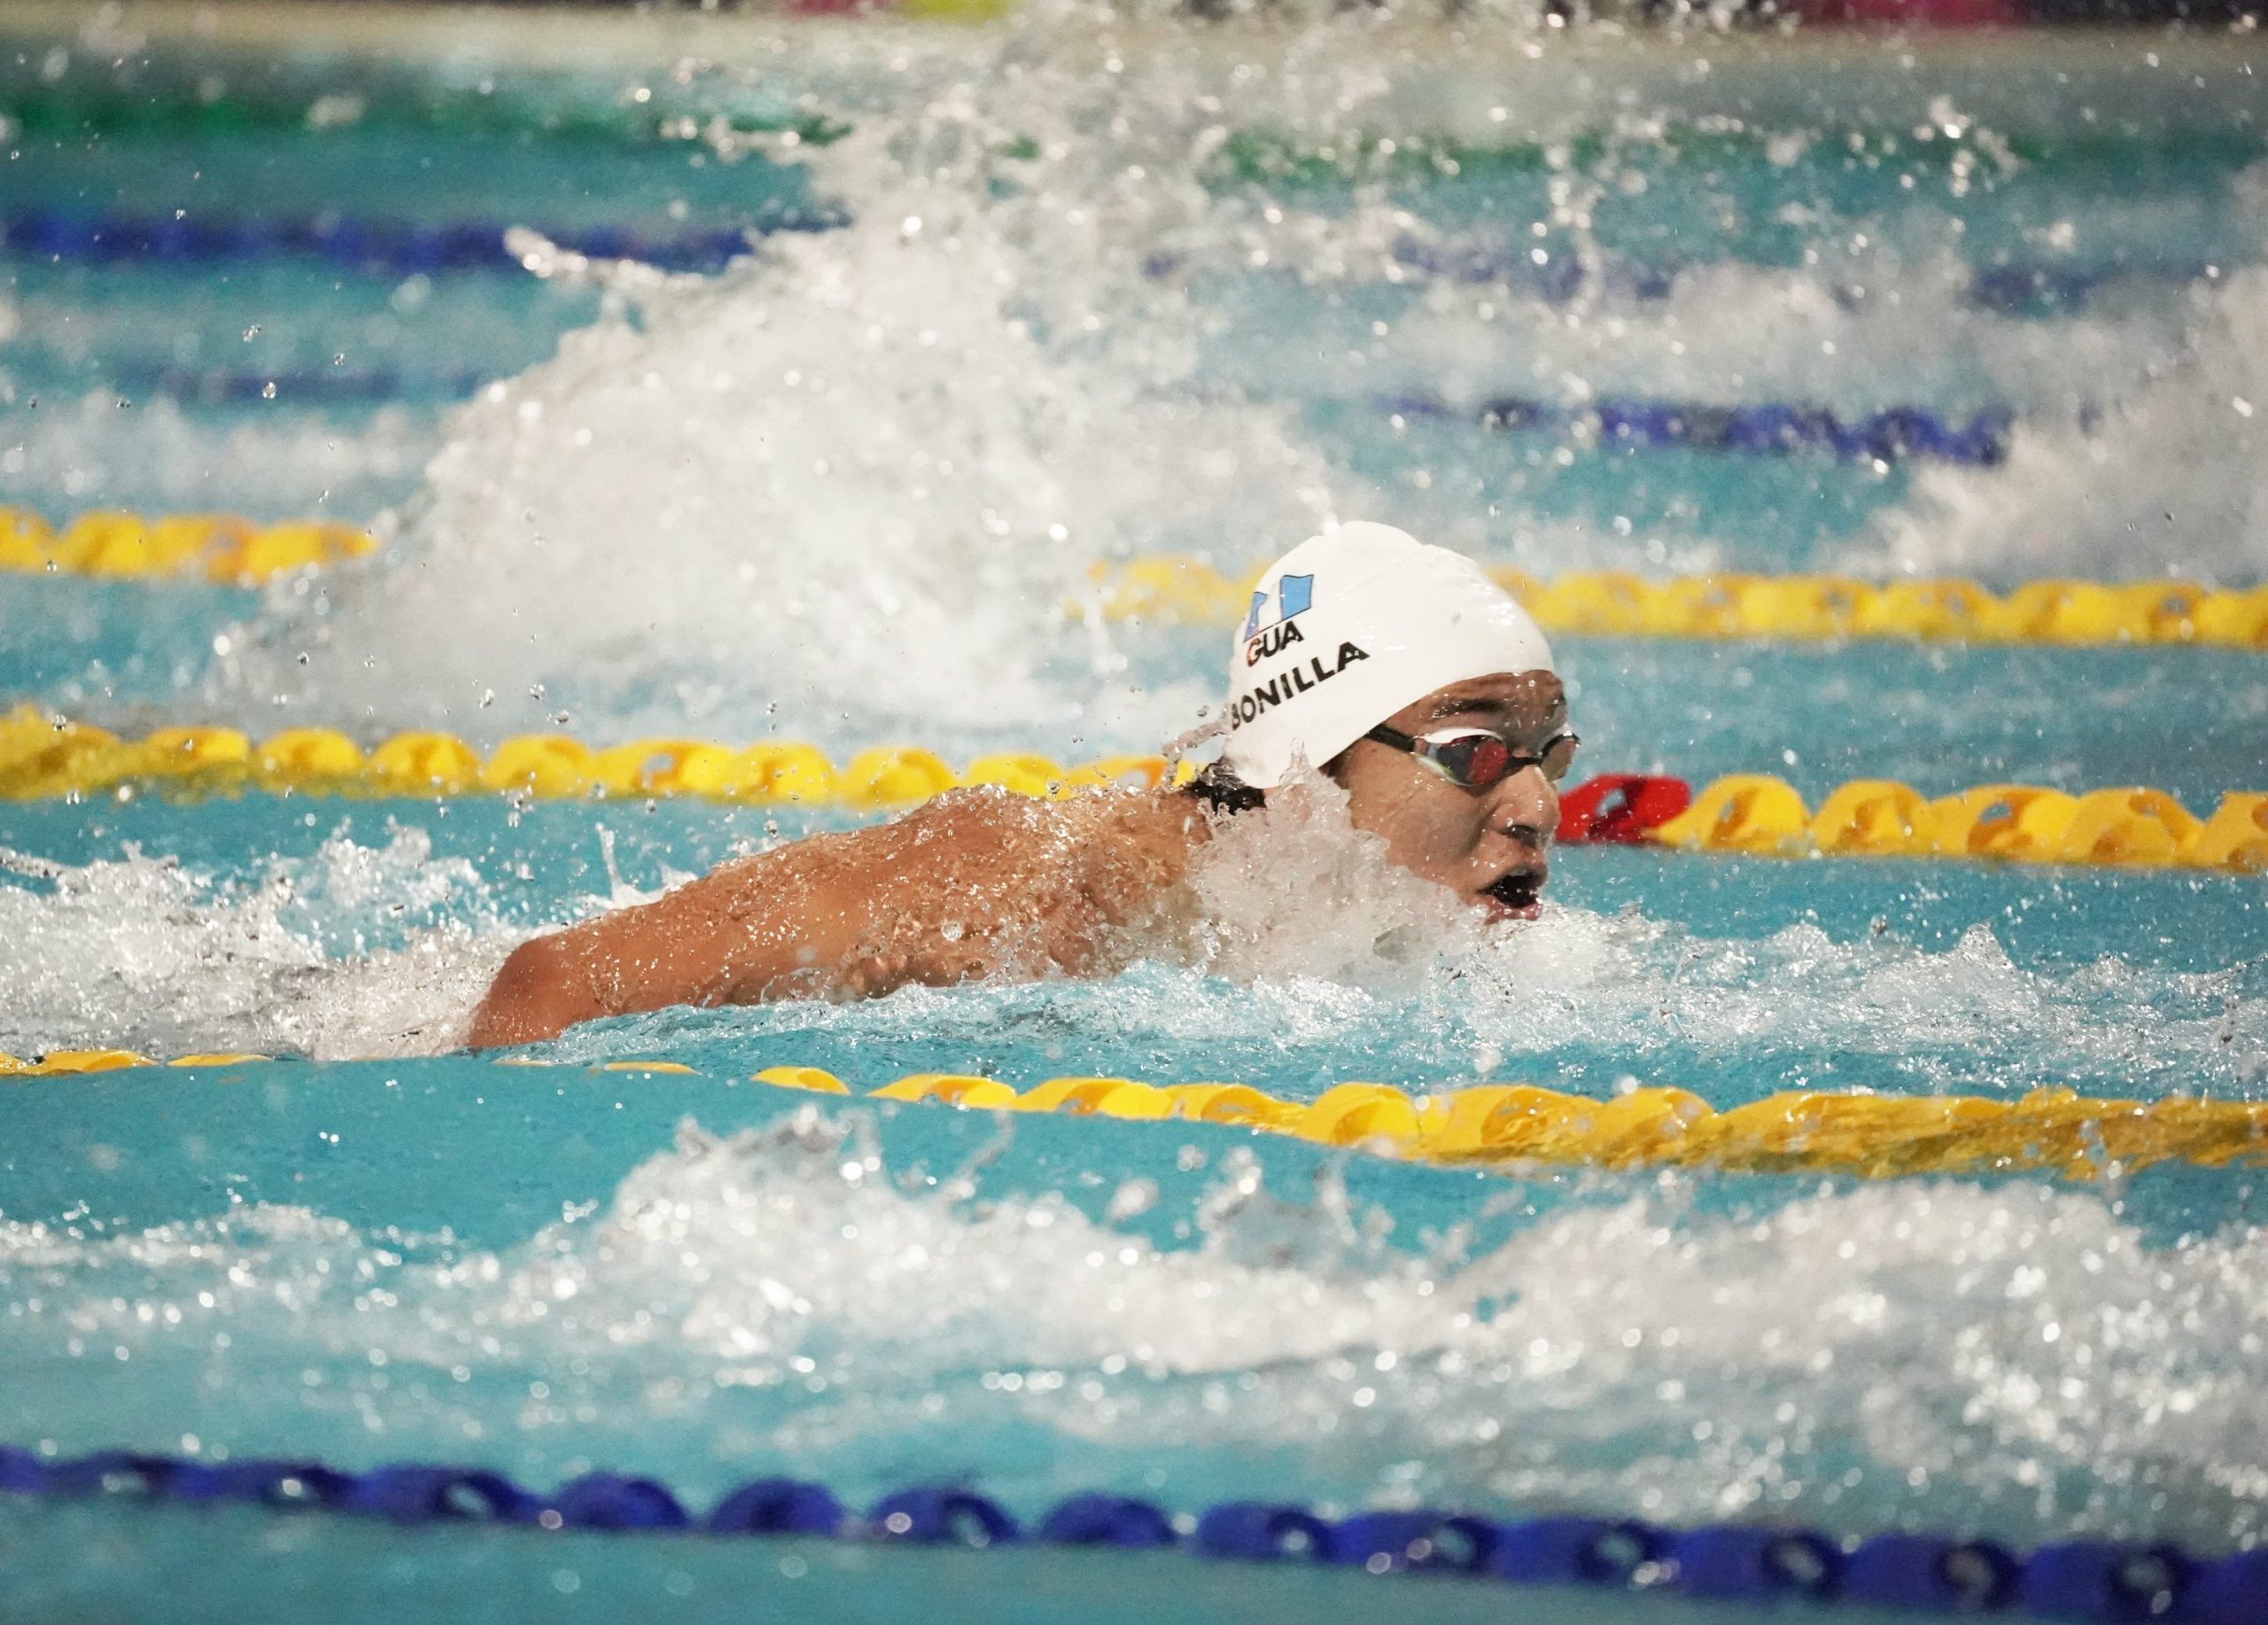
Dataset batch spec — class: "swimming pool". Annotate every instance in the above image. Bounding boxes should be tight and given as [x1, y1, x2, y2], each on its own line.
[2, 4, 2265, 1620]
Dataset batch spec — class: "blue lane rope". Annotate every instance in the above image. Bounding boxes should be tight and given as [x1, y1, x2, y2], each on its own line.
[1383, 237, 2223, 314]
[0, 211, 838, 274]
[1389, 393, 2011, 464]
[64, 365, 2008, 467]
[4, 209, 2215, 320]
[2, 1445, 2261, 1621]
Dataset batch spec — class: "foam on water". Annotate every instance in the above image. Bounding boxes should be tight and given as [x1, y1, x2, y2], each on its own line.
[578, 901, 2265, 1100]
[5, 26, 2268, 1567]
[14, 23, 2250, 743]
[1871, 261, 2268, 582]
[2, 1110, 2264, 1543]
[2, 799, 2256, 1098]
[1182, 770, 1492, 991]
[216, 5, 1361, 748]
[1346, 246, 2192, 420]
[0, 828, 512, 1061]
[0, 392, 432, 523]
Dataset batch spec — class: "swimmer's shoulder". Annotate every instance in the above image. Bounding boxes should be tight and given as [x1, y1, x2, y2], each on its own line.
[693, 783, 1207, 914]
[882, 781, 1208, 888]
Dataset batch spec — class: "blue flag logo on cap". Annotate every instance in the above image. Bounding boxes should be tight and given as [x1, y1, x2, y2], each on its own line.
[1242, 572, 1314, 641]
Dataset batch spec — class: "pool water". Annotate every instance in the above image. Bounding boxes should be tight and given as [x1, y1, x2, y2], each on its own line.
[2, 6, 2265, 1620]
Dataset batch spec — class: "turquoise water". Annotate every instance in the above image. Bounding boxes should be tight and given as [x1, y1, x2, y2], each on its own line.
[3, 13, 2267, 1621]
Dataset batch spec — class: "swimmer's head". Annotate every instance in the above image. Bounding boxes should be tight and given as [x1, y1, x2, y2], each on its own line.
[1213, 522, 1567, 919]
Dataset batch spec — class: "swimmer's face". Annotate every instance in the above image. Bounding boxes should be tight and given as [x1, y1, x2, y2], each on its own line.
[1328, 671, 1566, 921]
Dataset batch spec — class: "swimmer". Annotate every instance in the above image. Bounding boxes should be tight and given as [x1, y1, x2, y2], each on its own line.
[466, 522, 1573, 1046]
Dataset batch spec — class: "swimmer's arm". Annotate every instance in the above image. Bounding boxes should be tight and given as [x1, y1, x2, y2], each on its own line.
[464, 844, 872, 1048]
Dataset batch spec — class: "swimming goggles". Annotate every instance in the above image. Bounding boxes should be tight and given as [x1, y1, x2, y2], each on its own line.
[1363, 723, 1580, 789]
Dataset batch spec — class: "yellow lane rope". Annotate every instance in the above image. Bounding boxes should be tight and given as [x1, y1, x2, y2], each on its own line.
[1091, 556, 2268, 649]
[0, 704, 1164, 805]
[1, 509, 374, 585]
[8, 507, 2264, 650]
[4, 1054, 2258, 1180]
[3, 707, 2261, 871]
[1654, 776, 2267, 872]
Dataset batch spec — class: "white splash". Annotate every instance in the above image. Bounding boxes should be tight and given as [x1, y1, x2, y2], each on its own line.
[1183, 768, 1490, 991]
[0, 828, 514, 1061]
[2, 797, 2253, 1092]
[4, 1113, 2264, 1543]
[1347, 244, 2196, 420]
[1869, 264, 2268, 581]
[0, 392, 429, 522]
[219, 4, 1355, 748]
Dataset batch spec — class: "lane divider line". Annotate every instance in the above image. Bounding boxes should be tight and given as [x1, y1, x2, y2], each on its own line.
[1384, 234, 2235, 314]
[1090, 556, 2268, 649]
[2, 707, 2260, 872]
[9, 1443, 2249, 1615]
[1389, 393, 2012, 464]
[9, 509, 2266, 653]
[0, 79, 847, 146]
[3, 1057, 2260, 1181]
[0, 211, 835, 274]
[37, 370, 2015, 467]
[5, 1443, 2250, 1617]
[0, 205, 2225, 322]
[1, 509, 374, 585]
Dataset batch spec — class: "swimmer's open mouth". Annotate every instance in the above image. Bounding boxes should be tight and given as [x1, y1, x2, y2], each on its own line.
[1482, 869, 1544, 918]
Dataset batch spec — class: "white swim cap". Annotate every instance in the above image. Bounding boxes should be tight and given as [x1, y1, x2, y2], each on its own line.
[1216, 522, 1555, 790]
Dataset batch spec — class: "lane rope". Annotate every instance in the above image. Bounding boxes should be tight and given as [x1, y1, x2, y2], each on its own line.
[1385, 236, 2231, 314]
[1090, 556, 2268, 649]
[0, 96, 843, 148]
[9, 371, 2016, 465]
[1, 509, 375, 584]
[10, 509, 2268, 653]
[0, 203, 2235, 326]
[5, 1444, 2254, 1618]
[54, 367, 2012, 467]
[1646, 776, 2268, 872]
[2, 707, 2259, 874]
[4, 1056, 2261, 1181]
[1213, 123, 2268, 190]
[0, 210, 834, 274]
[0, 704, 1169, 806]
[1394, 393, 2011, 464]
[5, 71, 2252, 176]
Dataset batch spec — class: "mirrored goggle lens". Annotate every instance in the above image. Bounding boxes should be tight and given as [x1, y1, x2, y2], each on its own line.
[1432, 732, 1578, 787]
[1436, 735, 1511, 786]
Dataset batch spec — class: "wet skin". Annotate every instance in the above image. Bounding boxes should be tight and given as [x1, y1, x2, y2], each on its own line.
[1331, 670, 1566, 923]
[466, 668, 1565, 1046]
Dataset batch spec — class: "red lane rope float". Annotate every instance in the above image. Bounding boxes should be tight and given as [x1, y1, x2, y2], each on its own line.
[1555, 774, 1694, 844]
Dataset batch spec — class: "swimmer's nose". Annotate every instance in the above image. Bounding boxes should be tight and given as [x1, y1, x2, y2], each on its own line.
[1490, 765, 1560, 847]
